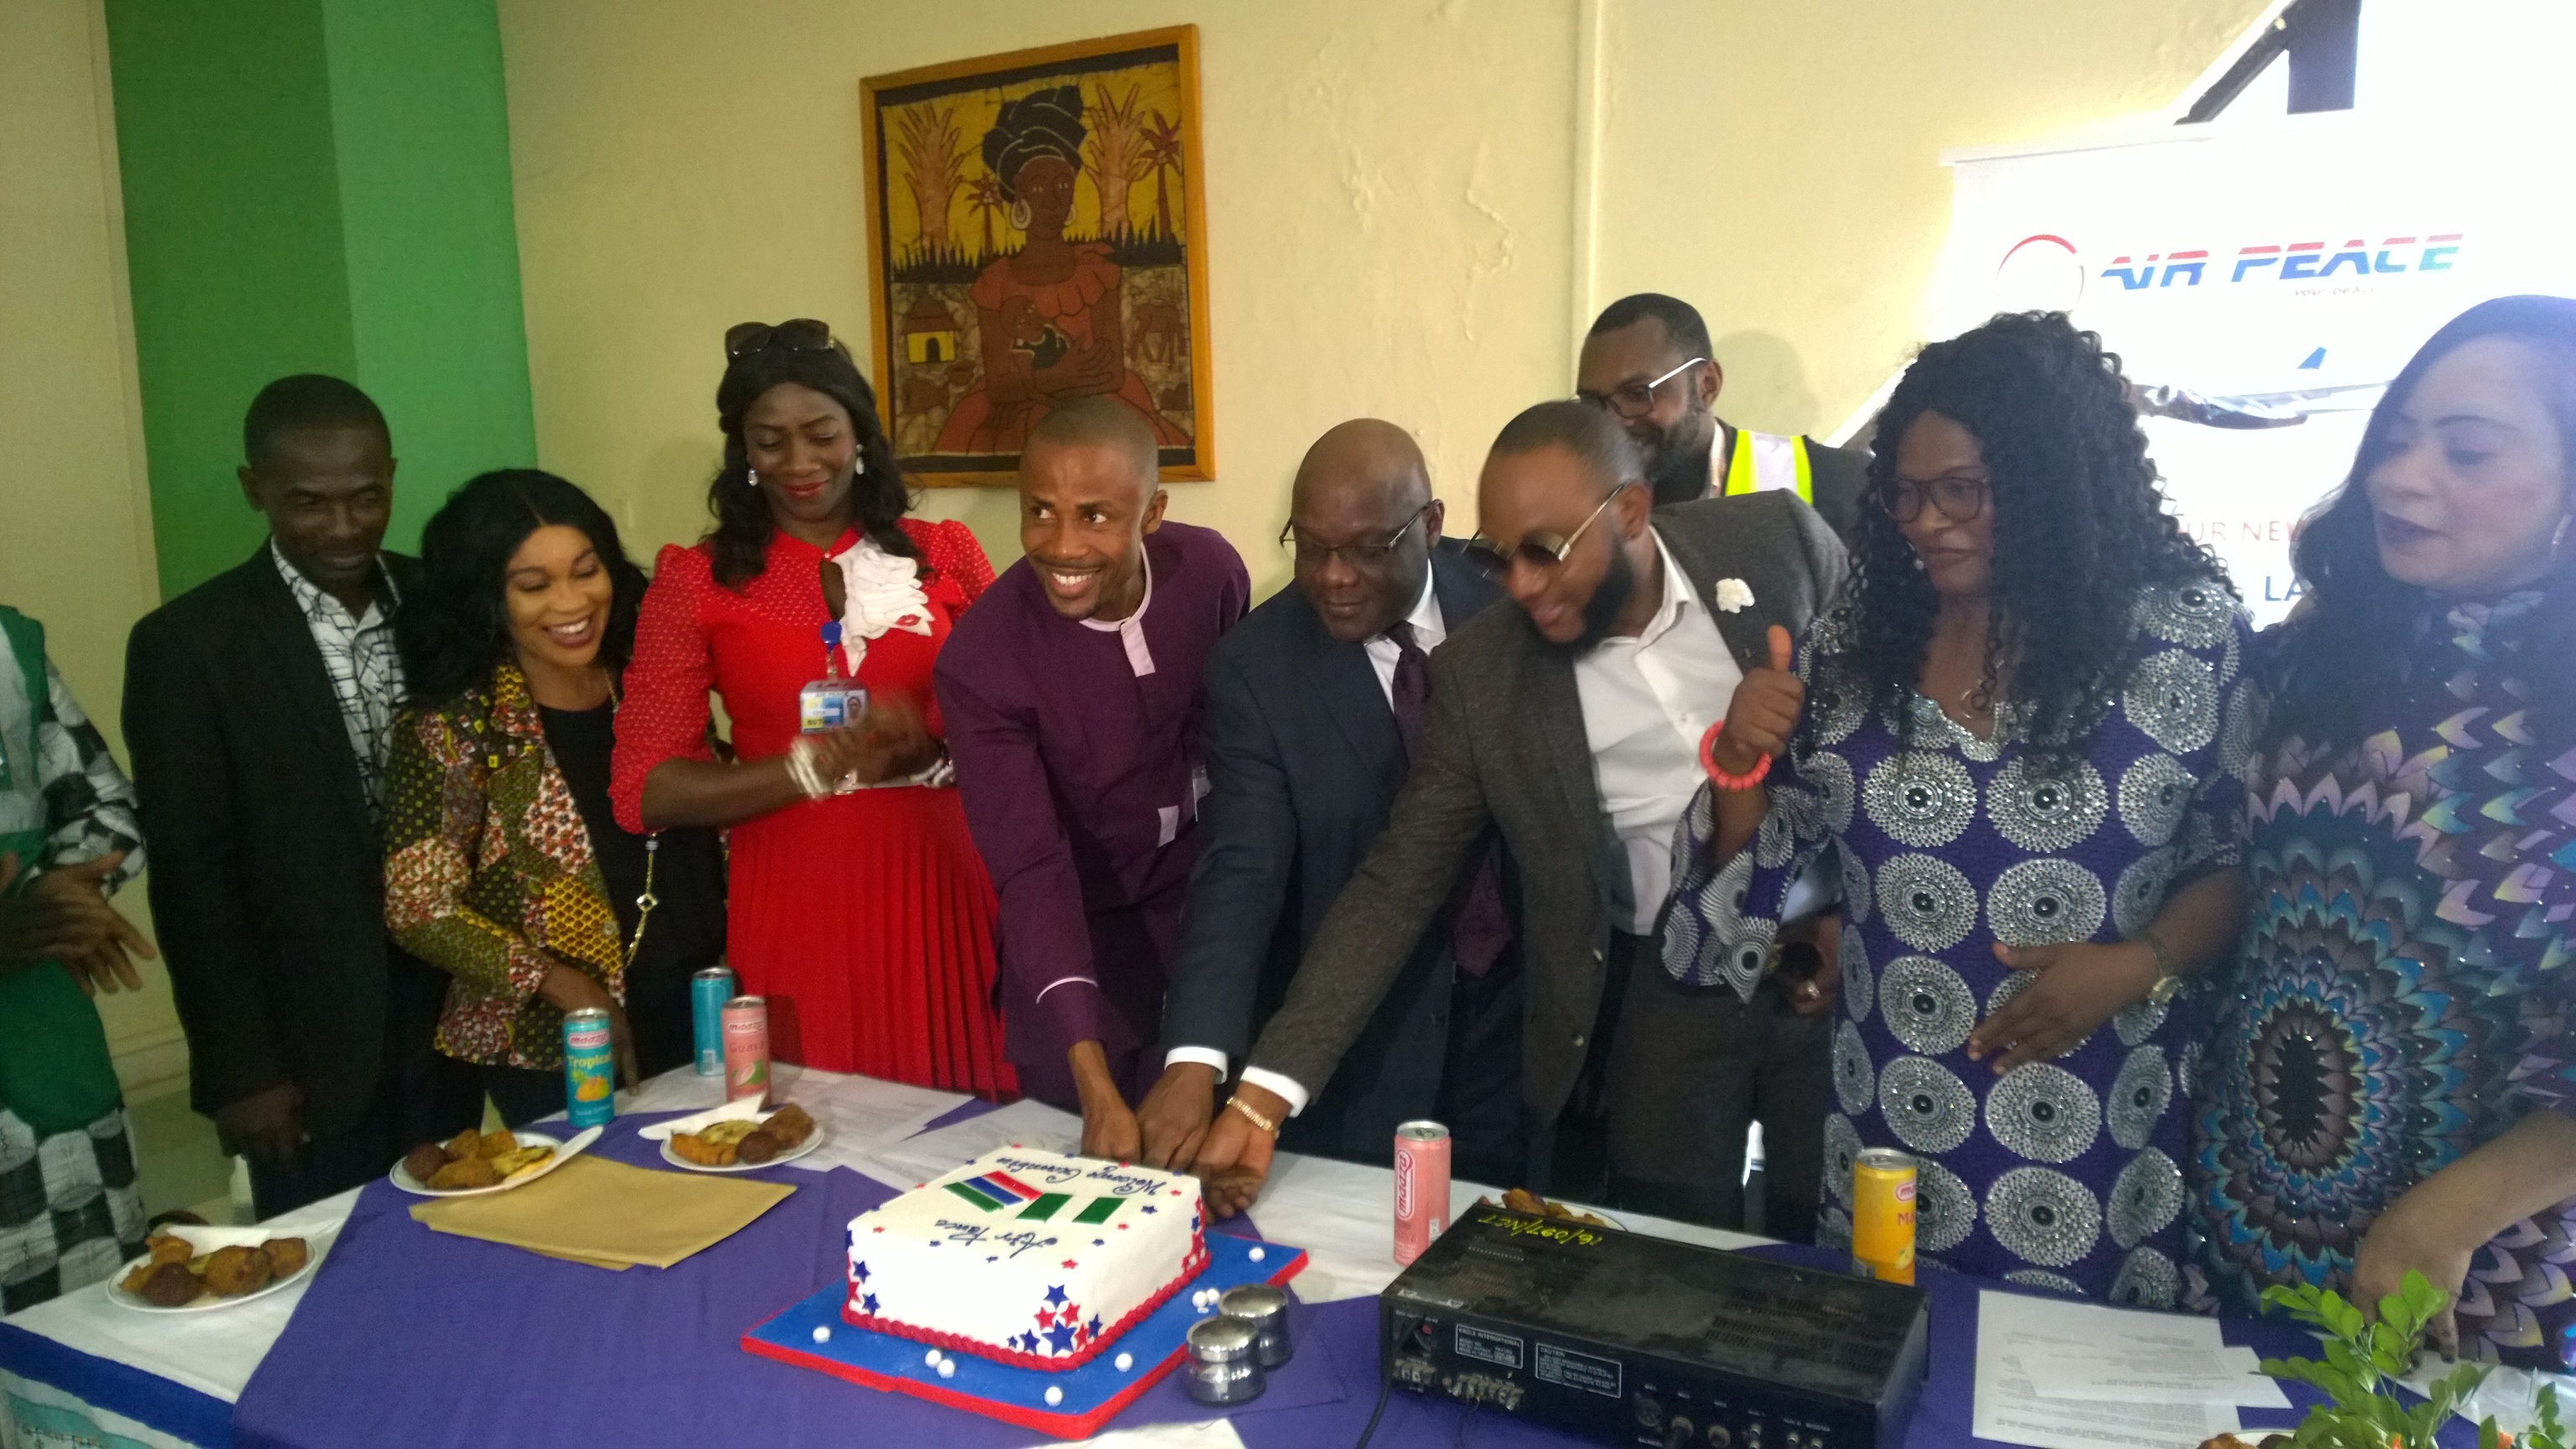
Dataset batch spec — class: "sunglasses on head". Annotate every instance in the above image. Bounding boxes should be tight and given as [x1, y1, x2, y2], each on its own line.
[724, 318, 837, 359]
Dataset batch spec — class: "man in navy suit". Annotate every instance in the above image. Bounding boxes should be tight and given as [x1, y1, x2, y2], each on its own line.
[1135, 419, 1521, 1182]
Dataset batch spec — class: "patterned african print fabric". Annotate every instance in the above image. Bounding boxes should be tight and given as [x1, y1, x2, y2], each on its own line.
[2187, 592, 2576, 1367]
[1666, 577, 2259, 1302]
[383, 662, 626, 1072]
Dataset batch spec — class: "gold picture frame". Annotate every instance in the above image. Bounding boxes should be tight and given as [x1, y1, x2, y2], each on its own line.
[860, 25, 1215, 487]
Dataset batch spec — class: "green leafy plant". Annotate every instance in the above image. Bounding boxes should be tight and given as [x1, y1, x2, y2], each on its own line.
[2256, 1270, 2563, 1449]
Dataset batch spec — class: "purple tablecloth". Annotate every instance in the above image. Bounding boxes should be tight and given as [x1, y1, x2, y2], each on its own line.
[230, 1111, 2478, 1447]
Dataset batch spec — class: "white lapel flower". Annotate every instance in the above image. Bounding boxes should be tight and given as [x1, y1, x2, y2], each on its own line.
[1714, 578, 1756, 613]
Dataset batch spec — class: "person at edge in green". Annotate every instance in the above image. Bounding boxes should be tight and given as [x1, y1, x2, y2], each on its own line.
[0, 604, 158, 1311]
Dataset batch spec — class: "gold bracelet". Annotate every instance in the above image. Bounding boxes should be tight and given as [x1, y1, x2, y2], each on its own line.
[1226, 1095, 1280, 1138]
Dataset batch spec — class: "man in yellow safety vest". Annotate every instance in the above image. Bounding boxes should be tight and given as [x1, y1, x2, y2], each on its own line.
[1575, 293, 1867, 538]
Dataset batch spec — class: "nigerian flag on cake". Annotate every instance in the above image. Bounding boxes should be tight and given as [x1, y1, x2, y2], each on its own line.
[843, 1148, 1208, 1369]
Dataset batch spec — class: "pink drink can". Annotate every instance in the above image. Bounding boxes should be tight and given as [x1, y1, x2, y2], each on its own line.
[721, 996, 769, 1104]
[1393, 1120, 1451, 1265]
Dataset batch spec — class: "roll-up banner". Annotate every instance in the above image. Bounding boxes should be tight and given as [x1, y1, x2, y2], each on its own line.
[1928, 112, 2576, 624]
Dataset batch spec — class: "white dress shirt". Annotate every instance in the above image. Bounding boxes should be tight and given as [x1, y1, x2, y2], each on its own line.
[1167, 573, 1447, 1117]
[271, 542, 404, 826]
[1573, 528, 1742, 934]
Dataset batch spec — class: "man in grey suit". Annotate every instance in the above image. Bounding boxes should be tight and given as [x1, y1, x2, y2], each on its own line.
[1193, 401, 1848, 1235]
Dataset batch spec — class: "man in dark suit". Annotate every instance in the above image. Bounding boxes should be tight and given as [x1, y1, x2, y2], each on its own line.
[1195, 401, 1847, 1236]
[1134, 420, 1520, 1184]
[1576, 293, 1869, 537]
[124, 375, 477, 1218]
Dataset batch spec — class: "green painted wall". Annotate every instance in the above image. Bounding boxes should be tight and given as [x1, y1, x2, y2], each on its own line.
[104, 0, 534, 599]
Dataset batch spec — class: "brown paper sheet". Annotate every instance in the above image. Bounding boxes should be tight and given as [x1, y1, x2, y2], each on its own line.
[408, 1155, 794, 1270]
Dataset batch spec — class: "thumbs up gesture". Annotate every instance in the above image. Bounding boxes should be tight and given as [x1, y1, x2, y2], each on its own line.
[1708, 625, 1804, 777]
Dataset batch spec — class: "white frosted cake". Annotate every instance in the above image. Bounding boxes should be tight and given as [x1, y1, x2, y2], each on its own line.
[843, 1148, 1207, 1368]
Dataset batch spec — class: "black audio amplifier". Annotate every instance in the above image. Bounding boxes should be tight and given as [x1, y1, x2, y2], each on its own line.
[1378, 1206, 1929, 1449]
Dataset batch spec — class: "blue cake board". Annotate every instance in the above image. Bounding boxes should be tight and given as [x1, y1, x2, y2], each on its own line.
[742, 1233, 1309, 1440]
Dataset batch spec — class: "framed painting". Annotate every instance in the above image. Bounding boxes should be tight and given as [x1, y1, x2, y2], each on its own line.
[860, 25, 1214, 487]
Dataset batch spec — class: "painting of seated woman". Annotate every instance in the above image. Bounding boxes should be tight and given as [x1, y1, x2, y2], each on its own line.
[863, 29, 1214, 485]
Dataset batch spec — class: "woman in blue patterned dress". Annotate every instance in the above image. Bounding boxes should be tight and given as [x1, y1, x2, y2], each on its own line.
[2189, 296, 2576, 1364]
[1665, 312, 2259, 1304]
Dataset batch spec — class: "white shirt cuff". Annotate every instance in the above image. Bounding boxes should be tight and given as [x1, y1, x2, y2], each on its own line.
[1237, 1067, 1311, 1119]
[1162, 1046, 1230, 1079]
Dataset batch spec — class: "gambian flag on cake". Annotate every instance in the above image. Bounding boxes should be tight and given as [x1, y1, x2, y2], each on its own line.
[843, 1149, 1207, 1370]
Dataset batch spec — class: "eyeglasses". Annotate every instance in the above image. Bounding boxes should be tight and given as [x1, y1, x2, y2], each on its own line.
[1576, 358, 1708, 421]
[1280, 501, 1432, 571]
[1876, 475, 1991, 525]
[1466, 484, 1630, 571]
[724, 318, 838, 359]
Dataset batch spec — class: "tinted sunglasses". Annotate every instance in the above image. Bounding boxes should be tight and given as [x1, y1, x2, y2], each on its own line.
[1465, 483, 1630, 571]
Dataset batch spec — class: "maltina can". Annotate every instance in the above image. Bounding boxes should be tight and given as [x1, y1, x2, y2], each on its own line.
[1852, 1147, 1919, 1285]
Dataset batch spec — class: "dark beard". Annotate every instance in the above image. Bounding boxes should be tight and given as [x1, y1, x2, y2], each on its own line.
[1644, 418, 1713, 506]
[1541, 540, 1638, 657]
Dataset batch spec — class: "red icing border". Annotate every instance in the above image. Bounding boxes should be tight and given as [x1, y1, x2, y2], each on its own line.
[743, 1249, 1307, 1441]
[841, 1228, 1207, 1372]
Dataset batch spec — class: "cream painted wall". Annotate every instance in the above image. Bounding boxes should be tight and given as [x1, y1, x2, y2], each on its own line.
[0, 0, 184, 1098]
[498, 0, 1579, 597]
[496, 2, 2268, 589]
[1589, 0, 2272, 441]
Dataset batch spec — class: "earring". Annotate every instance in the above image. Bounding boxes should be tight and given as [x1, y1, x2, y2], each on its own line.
[2555, 514, 2570, 557]
[1911, 553, 1925, 571]
[747, 468, 761, 490]
[1009, 199, 1031, 231]
[854, 456, 865, 476]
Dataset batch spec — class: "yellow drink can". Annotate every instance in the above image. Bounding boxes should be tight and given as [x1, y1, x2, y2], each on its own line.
[1852, 1147, 1918, 1285]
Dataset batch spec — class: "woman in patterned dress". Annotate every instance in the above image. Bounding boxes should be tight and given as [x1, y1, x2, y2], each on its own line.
[610, 321, 1015, 1096]
[2189, 296, 2576, 1363]
[384, 470, 728, 1124]
[1665, 312, 2259, 1303]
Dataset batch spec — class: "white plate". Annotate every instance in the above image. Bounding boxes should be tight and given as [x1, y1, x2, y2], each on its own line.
[657, 1117, 825, 1173]
[388, 1129, 578, 1197]
[106, 1224, 329, 1314]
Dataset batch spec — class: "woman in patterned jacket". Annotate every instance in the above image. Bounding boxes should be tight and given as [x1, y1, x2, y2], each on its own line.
[1665, 311, 2259, 1303]
[383, 470, 726, 1126]
[2189, 296, 2576, 1365]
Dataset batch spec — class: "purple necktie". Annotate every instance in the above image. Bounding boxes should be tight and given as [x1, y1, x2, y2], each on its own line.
[1385, 622, 1508, 977]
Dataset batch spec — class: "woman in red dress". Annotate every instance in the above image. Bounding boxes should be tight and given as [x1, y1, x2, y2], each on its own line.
[610, 319, 1013, 1096]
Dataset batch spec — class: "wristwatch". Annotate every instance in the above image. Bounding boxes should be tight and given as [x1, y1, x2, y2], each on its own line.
[2138, 930, 2184, 1005]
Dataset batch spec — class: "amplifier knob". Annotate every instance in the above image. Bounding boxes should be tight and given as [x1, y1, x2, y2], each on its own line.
[1633, 1394, 1664, 1428]
[1706, 1427, 1732, 1447]
[1664, 1416, 1696, 1449]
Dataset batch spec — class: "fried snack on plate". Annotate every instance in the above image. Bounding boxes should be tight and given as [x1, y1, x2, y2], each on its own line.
[402, 1143, 450, 1183]
[760, 1104, 815, 1149]
[442, 1128, 483, 1161]
[139, 1261, 204, 1306]
[735, 1130, 782, 1165]
[120, 1259, 161, 1294]
[670, 1131, 735, 1167]
[201, 1244, 273, 1296]
[146, 1233, 195, 1267]
[699, 1119, 761, 1148]
[491, 1145, 554, 1182]
[428, 1155, 500, 1191]
[478, 1130, 520, 1160]
[1493, 1187, 1611, 1227]
[262, 1237, 309, 1278]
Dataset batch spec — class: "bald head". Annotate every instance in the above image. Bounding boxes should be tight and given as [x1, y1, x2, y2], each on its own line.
[1023, 396, 1160, 500]
[1286, 418, 1441, 644]
[1291, 418, 1431, 515]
